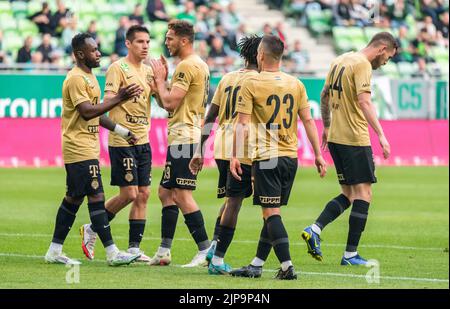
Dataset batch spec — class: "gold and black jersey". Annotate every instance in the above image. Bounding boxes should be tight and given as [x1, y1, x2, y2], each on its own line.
[326, 52, 373, 146]
[62, 66, 102, 164]
[105, 58, 154, 147]
[212, 69, 258, 165]
[237, 71, 309, 161]
[168, 54, 210, 145]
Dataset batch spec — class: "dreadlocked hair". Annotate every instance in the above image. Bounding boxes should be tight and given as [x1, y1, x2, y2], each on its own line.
[238, 35, 262, 66]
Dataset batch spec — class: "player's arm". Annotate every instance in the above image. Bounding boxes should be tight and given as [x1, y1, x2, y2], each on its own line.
[357, 92, 390, 159]
[189, 104, 219, 175]
[354, 61, 390, 159]
[299, 107, 326, 178]
[99, 115, 138, 145]
[230, 112, 251, 181]
[76, 84, 142, 121]
[320, 85, 330, 150]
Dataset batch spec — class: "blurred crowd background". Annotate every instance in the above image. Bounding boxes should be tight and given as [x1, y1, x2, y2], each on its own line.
[0, 0, 448, 79]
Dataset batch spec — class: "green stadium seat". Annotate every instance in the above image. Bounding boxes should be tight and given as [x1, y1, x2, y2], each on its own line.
[0, 1, 11, 14]
[18, 19, 39, 37]
[94, 2, 114, 15]
[3, 33, 23, 54]
[27, 1, 42, 15]
[111, 3, 130, 18]
[11, 0, 28, 19]
[307, 9, 332, 36]
[381, 62, 399, 78]
[431, 46, 449, 63]
[0, 13, 17, 30]
[397, 61, 419, 77]
[150, 21, 168, 39]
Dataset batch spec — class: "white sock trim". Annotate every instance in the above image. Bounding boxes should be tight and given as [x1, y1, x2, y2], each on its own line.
[311, 223, 322, 235]
[344, 251, 358, 259]
[281, 260, 293, 271]
[250, 257, 265, 267]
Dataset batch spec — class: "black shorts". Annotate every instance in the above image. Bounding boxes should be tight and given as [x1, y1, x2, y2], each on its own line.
[65, 159, 104, 198]
[109, 143, 152, 187]
[252, 157, 298, 208]
[328, 142, 377, 185]
[160, 144, 198, 190]
[215, 159, 253, 199]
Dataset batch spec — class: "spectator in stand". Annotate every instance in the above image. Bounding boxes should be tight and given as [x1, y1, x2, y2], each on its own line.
[177, 1, 196, 24]
[387, 0, 410, 29]
[37, 33, 54, 63]
[220, 2, 242, 36]
[334, 0, 354, 26]
[207, 35, 233, 70]
[114, 16, 129, 57]
[421, 0, 446, 28]
[31, 51, 44, 65]
[29, 2, 53, 35]
[286, 39, 310, 72]
[235, 23, 248, 46]
[393, 25, 414, 63]
[129, 4, 145, 26]
[195, 39, 209, 61]
[146, 0, 170, 22]
[411, 28, 435, 63]
[420, 15, 438, 41]
[262, 23, 273, 36]
[17, 36, 33, 63]
[61, 16, 77, 54]
[437, 11, 449, 39]
[51, 0, 72, 38]
[349, 0, 371, 27]
[274, 21, 287, 45]
[194, 9, 210, 41]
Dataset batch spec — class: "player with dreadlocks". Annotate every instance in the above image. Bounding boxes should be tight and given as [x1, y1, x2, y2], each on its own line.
[189, 35, 262, 275]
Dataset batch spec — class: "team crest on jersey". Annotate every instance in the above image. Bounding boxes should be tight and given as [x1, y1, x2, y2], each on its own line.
[120, 62, 130, 72]
[82, 76, 94, 88]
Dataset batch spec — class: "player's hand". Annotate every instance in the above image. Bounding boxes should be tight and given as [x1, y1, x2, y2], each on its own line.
[321, 127, 329, 151]
[189, 154, 204, 175]
[118, 83, 143, 101]
[379, 134, 390, 159]
[230, 157, 242, 181]
[315, 155, 327, 178]
[125, 132, 139, 145]
[160, 55, 169, 81]
[149, 59, 167, 84]
[147, 77, 158, 94]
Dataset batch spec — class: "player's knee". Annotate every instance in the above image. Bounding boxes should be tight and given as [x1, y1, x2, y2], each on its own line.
[65, 196, 84, 206]
[158, 186, 172, 204]
[138, 187, 150, 202]
[121, 187, 138, 204]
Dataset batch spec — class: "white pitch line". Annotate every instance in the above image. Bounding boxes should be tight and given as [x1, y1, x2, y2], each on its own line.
[0, 252, 448, 284]
[0, 233, 446, 252]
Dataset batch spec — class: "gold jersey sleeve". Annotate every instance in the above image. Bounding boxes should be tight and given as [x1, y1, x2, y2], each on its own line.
[168, 55, 210, 145]
[236, 71, 309, 161]
[212, 70, 256, 165]
[61, 67, 101, 163]
[327, 52, 372, 146]
[105, 59, 154, 147]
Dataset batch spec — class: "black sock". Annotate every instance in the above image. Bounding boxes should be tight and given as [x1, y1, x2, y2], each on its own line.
[161, 205, 179, 249]
[266, 215, 291, 263]
[255, 219, 272, 262]
[129, 219, 146, 249]
[315, 194, 351, 230]
[184, 210, 210, 251]
[214, 225, 235, 258]
[346, 200, 370, 252]
[213, 216, 222, 241]
[51, 199, 81, 244]
[88, 201, 114, 248]
[91, 209, 115, 233]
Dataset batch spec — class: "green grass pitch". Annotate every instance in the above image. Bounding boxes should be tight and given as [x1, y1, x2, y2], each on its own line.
[0, 166, 448, 289]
